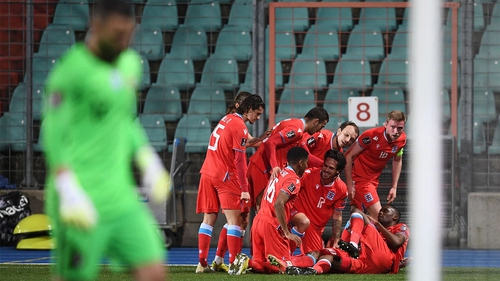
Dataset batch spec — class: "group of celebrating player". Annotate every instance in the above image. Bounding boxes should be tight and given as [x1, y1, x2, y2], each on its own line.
[195, 91, 410, 275]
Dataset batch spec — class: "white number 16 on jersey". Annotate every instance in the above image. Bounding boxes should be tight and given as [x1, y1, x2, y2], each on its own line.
[265, 177, 279, 203]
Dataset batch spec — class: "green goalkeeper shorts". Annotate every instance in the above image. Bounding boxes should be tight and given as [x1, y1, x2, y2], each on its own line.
[52, 202, 165, 280]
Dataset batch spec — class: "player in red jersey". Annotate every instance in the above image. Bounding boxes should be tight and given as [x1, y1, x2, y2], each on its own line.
[289, 149, 348, 265]
[285, 205, 410, 275]
[196, 95, 265, 273]
[229, 147, 309, 275]
[344, 110, 407, 219]
[248, 107, 329, 211]
[300, 121, 359, 167]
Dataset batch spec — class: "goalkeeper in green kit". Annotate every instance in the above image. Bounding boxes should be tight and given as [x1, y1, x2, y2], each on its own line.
[42, 0, 169, 280]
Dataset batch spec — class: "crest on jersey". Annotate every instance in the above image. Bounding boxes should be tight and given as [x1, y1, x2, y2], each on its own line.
[401, 225, 407, 231]
[315, 184, 320, 190]
[392, 146, 398, 153]
[241, 138, 247, 147]
[326, 191, 335, 200]
[287, 183, 296, 193]
[307, 137, 316, 147]
[286, 130, 296, 139]
[362, 137, 371, 145]
[364, 193, 374, 202]
[373, 136, 379, 141]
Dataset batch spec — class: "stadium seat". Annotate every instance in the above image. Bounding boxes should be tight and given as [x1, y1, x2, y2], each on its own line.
[187, 85, 226, 122]
[488, 116, 500, 155]
[359, 7, 398, 32]
[345, 25, 385, 61]
[140, 56, 151, 89]
[287, 54, 327, 90]
[199, 55, 239, 91]
[141, 0, 178, 31]
[172, 114, 212, 153]
[316, 6, 353, 32]
[377, 55, 409, 87]
[471, 88, 497, 123]
[34, 120, 46, 152]
[370, 86, 406, 119]
[301, 24, 340, 61]
[324, 115, 339, 131]
[157, 54, 195, 91]
[36, 24, 75, 58]
[474, 57, 500, 91]
[169, 25, 208, 61]
[266, 27, 296, 60]
[323, 88, 354, 123]
[184, 0, 222, 32]
[25, 54, 58, 86]
[442, 59, 460, 89]
[441, 88, 451, 122]
[143, 84, 183, 122]
[456, 119, 487, 154]
[442, 25, 462, 61]
[139, 114, 168, 152]
[214, 25, 252, 61]
[389, 29, 408, 58]
[52, 0, 90, 31]
[241, 58, 283, 88]
[9, 83, 27, 115]
[0, 113, 10, 151]
[32, 85, 44, 121]
[477, 29, 500, 58]
[130, 24, 165, 61]
[331, 54, 372, 90]
[275, 2, 309, 32]
[8, 112, 27, 152]
[276, 87, 316, 120]
[227, 0, 253, 32]
[446, 4, 484, 31]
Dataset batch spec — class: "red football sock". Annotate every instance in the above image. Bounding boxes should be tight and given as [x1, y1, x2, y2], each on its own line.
[313, 259, 332, 274]
[290, 255, 315, 267]
[349, 214, 364, 246]
[198, 223, 213, 267]
[215, 224, 228, 258]
[249, 260, 280, 273]
[226, 225, 241, 263]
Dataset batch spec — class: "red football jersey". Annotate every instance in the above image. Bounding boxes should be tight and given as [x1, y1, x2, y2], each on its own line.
[200, 113, 248, 181]
[249, 118, 306, 172]
[386, 223, 410, 273]
[301, 129, 343, 160]
[352, 126, 406, 181]
[293, 168, 348, 230]
[256, 166, 301, 228]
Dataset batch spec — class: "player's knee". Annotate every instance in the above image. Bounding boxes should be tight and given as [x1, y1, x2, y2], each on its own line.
[297, 216, 310, 231]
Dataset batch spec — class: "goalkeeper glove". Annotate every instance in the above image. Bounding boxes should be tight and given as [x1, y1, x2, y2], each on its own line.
[55, 169, 97, 230]
[136, 146, 172, 203]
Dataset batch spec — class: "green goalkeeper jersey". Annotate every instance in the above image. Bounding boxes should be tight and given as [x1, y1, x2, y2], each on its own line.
[43, 43, 148, 220]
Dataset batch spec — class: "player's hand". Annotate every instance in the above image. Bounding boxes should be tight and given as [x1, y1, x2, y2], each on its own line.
[258, 129, 272, 141]
[285, 232, 302, 246]
[136, 146, 172, 204]
[387, 186, 397, 204]
[326, 237, 339, 248]
[270, 166, 281, 181]
[347, 185, 355, 201]
[241, 192, 250, 203]
[55, 169, 97, 230]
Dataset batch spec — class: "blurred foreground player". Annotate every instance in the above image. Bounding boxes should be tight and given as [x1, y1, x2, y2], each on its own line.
[42, 0, 170, 280]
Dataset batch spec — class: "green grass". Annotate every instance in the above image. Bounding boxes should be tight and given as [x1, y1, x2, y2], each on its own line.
[1, 265, 500, 281]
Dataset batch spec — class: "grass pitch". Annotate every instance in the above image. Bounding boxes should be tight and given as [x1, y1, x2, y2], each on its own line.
[1, 265, 500, 280]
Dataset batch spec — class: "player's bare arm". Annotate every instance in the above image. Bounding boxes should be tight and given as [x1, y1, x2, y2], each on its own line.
[368, 215, 406, 251]
[387, 154, 403, 204]
[275, 190, 302, 246]
[327, 210, 343, 248]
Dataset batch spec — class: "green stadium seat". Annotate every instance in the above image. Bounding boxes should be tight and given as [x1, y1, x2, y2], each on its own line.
[446, 4, 484, 31]
[141, 0, 178, 31]
[441, 88, 451, 122]
[472, 88, 497, 123]
[266, 27, 296, 60]
[287, 54, 327, 90]
[442, 25, 462, 61]
[227, 0, 253, 32]
[157, 54, 195, 91]
[139, 114, 168, 152]
[323, 88, 353, 123]
[34, 120, 46, 152]
[8, 112, 27, 152]
[143, 84, 183, 122]
[9, 83, 27, 115]
[488, 116, 500, 155]
[199, 55, 239, 91]
[241, 58, 284, 88]
[316, 6, 353, 32]
[214, 25, 252, 61]
[456, 119, 487, 154]
[0, 113, 10, 151]
[370, 86, 406, 120]
[276, 87, 316, 121]
[32, 85, 44, 121]
[331, 54, 372, 90]
[377, 55, 409, 87]
[140, 56, 151, 89]
[130, 24, 165, 61]
[477, 29, 500, 58]
[359, 7, 398, 32]
[443, 58, 460, 89]
[170, 25, 208, 61]
[346, 25, 385, 61]
[184, 0, 222, 31]
[389, 29, 408, 58]
[301, 24, 340, 61]
[25, 54, 58, 86]
[474, 57, 500, 91]
[171, 114, 212, 153]
[52, 0, 90, 31]
[187, 85, 226, 122]
[323, 115, 339, 131]
[275, 2, 309, 32]
[36, 24, 75, 58]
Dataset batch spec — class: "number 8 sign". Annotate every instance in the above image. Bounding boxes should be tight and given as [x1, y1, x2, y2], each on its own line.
[348, 97, 378, 127]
